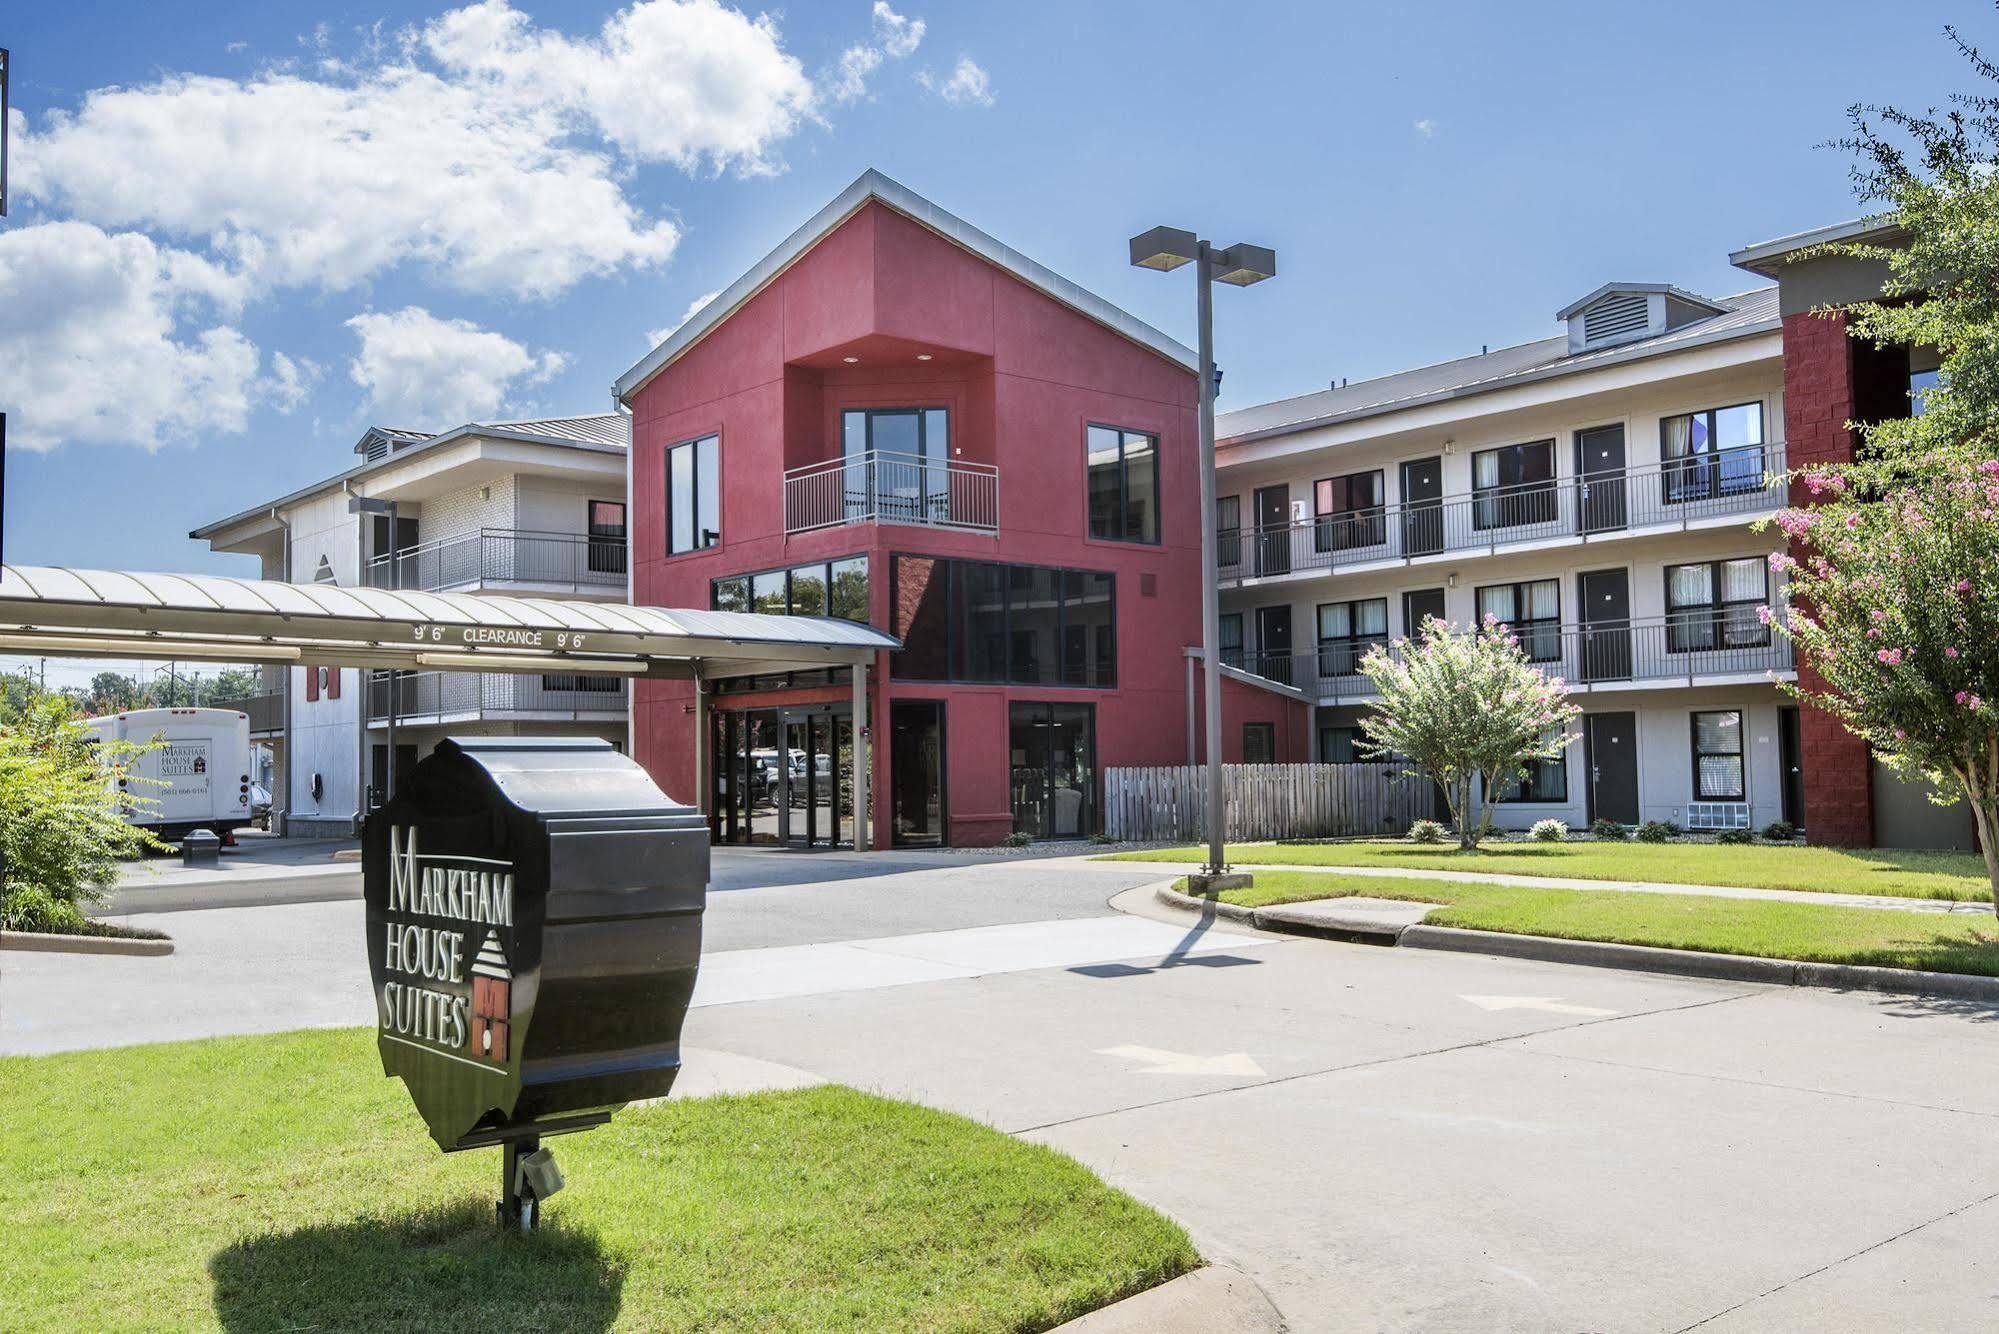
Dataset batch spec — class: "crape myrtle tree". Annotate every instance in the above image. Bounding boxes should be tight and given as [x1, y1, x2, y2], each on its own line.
[1760, 10, 1999, 905]
[1357, 617, 1579, 850]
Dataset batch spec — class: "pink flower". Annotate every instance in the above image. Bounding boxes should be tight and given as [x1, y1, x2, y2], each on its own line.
[1957, 690, 1972, 705]
[1946, 647, 1961, 659]
[1870, 610, 1886, 622]
[1981, 459, 1999, 476]
[1867, 627, 1882, 639]
[1894, 728, 1908, 740]
[1958, 579, 1974, 593]
[1877, 648, 1903, 666]
[1756, 604, 1774, 626]
[1971, 695, 1986, 711]
[1845, 513, 1861, 529]
[1768, 552, 1797, 573]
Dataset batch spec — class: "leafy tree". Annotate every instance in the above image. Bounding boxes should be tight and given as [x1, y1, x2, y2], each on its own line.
[0, 687, 158, 932]
[87, 671, 146, 714]
[1357, 618, 1579, 850]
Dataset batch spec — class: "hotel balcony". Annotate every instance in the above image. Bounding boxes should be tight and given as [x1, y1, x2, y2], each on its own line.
[211, 665, 286, 735]
[783, 449, 999, 536]
[365, 670, 630, 727]
[1228, 614, 1795, 706]
[364, 528, 628, 597]
[1220, 443, 1786, 585]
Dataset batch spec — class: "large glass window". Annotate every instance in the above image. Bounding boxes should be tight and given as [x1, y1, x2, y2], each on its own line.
[712, 557, 871, 624]
[587, 500, 628, 574]
[1666, 558, 1769, 653]
[1086, 424, 1160, 543]
[712, 575, 750, 613]
[1472, 440, 1557, 530]
[1243, 723, 1276, 764]
[1662, 403, 1764, 503]
[1316, 598, 1389, 678]
[667, 434, 720, 554]
[844, 408, 949, 521]
[1216, 494, 1242, 570]
[829, 556, 869, 622]
[1320, 724, 1366, 763]
[1476, 578, 1562, 662]
[1693, 711, 1745, 800]
[892, 556, 1116, 686]
[1314, 470, 1386, 551]
[1010, 701, 1096, 839]
[1219, 611, 1244, 669]
[751, 570, 787, 616]
[1495, 729, 1567, 802]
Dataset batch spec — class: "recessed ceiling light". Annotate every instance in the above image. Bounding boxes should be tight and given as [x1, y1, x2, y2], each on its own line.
[915, 353, 933, 362]
[842, 355, 860, 364]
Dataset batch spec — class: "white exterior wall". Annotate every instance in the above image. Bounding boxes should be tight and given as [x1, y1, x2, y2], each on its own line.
[514, 476, 621, 535]
[284, 488, 366, 832]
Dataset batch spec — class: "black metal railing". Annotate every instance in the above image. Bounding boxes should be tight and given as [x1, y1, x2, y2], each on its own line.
[366, 670, 629, 720]
[1218, 442, 1786, 581]
[365, 529, 628, 594]
[1227, 615, 1793, 703]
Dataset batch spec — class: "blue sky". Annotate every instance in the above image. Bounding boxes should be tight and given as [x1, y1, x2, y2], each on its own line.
[0, 0, 1977, 610]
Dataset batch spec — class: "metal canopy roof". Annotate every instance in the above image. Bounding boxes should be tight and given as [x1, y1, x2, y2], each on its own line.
[0, 565, 898, 680]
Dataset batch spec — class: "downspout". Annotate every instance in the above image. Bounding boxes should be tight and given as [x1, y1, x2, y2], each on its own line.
[342, 480, 366, 836]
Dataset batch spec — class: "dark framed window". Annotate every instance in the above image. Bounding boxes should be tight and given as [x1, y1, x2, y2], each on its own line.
[1314, 470, 1386, 552]
[667, 434, 720, 553]
[1320, 724, 1367, 763]
[1693, 710, 1745, 800]
[1472, 439, 1557, 530]
[587, 500, 628, 574]
[711, 557, 871, 624]
[1495, 729, 1567, 802]
[1662, 403, 1764, 503]
[1666, 558, 1769, 653]
[892, 555, 1116, 686]
[540, 673, 623, 693]
[1316, 598, 1388, 678]
[751, 570, 787, 616]
[1010, 701, 1097, 838]
[1217, 494, 1242, 570]
[1087, 424, 1160, 543]
[843, 408, 950, 521]
[1219, 611, 1244, 669]
[1243, 722, 1276, 763]
[1475, 578, 1561, 662]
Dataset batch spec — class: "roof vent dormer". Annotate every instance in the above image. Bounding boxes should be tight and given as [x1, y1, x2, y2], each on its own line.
[1558, 283, 1728, 355]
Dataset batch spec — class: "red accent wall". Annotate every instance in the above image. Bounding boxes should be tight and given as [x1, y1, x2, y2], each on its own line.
[1780, 309, 1874, 846]
[626, 199, 1204, 845]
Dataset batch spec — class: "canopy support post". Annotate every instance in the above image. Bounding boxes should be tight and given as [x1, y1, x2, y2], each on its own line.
[851, 660, 870, 853]
[691, 670, 708, 818]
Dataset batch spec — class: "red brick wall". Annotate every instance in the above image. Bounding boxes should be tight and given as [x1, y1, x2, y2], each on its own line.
[1781, 309, 1874, 846]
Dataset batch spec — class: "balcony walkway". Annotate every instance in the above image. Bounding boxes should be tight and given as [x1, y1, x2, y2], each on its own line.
[784, 450, 998, 535]
[365, 528, 628, 595]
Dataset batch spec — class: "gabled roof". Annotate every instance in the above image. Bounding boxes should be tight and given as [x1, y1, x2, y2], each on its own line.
[614, 168, 1197, 403]
[1729, 213, 1904, 277]
[352, 425, 432, 456]
[1216, 287, 1779, 447]
[1555, 282, 1727, 322]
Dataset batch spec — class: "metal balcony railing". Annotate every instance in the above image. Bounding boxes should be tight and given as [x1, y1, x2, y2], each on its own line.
[1218, 443, 1786, 582]
[1227, 614, 1794, 704]
[365, 529, 628, 594]
[366, 670, 629, 721]
[784, 449, 999, 535]
[211, 690, 282, 733]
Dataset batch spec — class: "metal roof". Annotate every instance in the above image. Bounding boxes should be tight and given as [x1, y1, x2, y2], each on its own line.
[1216, 287, 1780, 447]
[614, 168, 1197, 403]
[0, 565, 896, 680]
[1554, 282, 1727, 322]
[1729, 214, 1903, 277]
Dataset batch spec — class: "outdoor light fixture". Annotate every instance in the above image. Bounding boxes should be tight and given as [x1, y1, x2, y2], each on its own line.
[842, 355, 860, 364]
[1128, 221, 1279, 880]
[916, 354, 933, 361]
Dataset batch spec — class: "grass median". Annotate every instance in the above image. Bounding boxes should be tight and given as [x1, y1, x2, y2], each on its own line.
[1115, 840, 1994, 902]
[1, 1028, 1196, 1333]
[1181, 870, 1999, 976]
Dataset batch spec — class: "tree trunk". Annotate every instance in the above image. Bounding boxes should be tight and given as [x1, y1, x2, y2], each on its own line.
[1457, 776, 1477, 850]
[1950, 758, 1999, 918]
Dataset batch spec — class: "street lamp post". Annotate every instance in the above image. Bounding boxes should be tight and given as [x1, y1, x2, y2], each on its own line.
[349, 495, 399, 808]
[1130, 227, 1276, 879]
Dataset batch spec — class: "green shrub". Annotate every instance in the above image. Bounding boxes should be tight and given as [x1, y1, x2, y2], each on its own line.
[1002, 831, 1034, 848]
[1407, 819, 1448, 844]
[1716, 827, 1755, 845]
[1635, 820, 1677, 843]
[1529, 818, 1568, 842]
[1762, 820, 1797, 842]
[1088, 831, 1119, 846]
[1591, 818, 1629, 841]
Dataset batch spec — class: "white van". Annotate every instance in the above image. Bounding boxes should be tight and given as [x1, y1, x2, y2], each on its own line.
[87, 707, 255, 844]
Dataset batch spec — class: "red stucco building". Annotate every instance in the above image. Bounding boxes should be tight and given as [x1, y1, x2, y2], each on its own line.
[615, 171, 1302, 847]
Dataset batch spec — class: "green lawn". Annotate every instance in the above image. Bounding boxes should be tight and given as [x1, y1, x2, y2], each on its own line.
[1112, 840, 1995, 901]
[1188, 871, 1999, 975]
[0, 1029, 1197, 1333]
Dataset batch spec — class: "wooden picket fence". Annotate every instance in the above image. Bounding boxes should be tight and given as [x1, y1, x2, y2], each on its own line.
[1103, 763, 1433, 843]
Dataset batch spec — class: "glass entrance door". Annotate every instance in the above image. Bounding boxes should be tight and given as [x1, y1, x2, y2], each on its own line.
[890, 701, 946, 846]
[1009, 702, 1096, 840]
[713, 705, 852, 848]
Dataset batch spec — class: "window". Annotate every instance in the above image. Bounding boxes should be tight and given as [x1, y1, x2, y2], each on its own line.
[1472, 440, 1557, 530]
[1242, 722, 1276, 764]
[1693, 710, 1745, 800]
[1476, 578, 1561, 662]
[1662, 403, 1764, 503]
[587, 501, 627, 574]
[1666, 558, 1770, 653]
[711, 558, 872, 624]
[1219, 612, 1244, 669]
[1320, 724, 1367, 763]
[1087, 424, 1160, 543]
[1316, 598, 1389, 678]
[1495, 730, 1567, 802]
[844, 408, 950, 521]
[541, 673, 623, 693]
[667, 434, 720, 553]
[1010, 702, 1096, 838]
[893, 556, 1116, 686]
[1217, 494, 1242, 570]
[1313, 470, 1386, 552]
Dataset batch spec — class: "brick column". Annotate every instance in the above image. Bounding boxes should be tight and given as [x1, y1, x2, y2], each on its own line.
[1782, 309, 1874, 846]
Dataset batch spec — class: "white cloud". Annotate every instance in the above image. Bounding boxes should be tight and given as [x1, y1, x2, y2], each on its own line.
[424, 0, 818, 175]
[1414, 118, 1437, 138]
[264, 352, 323, 413]
[0, 222, 259, 452]
[828, 3, 924, 105]
[918, 56, 992, 108]
[646, 289, 722, 347]
[345, 306, 565, 428]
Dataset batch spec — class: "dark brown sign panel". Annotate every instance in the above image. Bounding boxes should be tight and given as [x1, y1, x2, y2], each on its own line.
[364, 737, 707, 1161]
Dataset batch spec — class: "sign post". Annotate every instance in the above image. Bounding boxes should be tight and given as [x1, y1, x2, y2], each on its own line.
[364, 736, 708, 1230]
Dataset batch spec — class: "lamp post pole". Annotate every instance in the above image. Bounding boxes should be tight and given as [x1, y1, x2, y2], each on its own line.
[1193, 241, 1225, 876]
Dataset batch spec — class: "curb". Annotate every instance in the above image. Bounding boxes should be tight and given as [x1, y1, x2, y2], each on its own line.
[1153, 883, 1410, 945]
[1154, 884, 1999, 1004]
[1051, 1265, 1286, 1332]
[1, 929, 174, 957]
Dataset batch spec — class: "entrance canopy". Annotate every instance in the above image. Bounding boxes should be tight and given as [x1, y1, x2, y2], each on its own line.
[0, 565, 898, 680]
